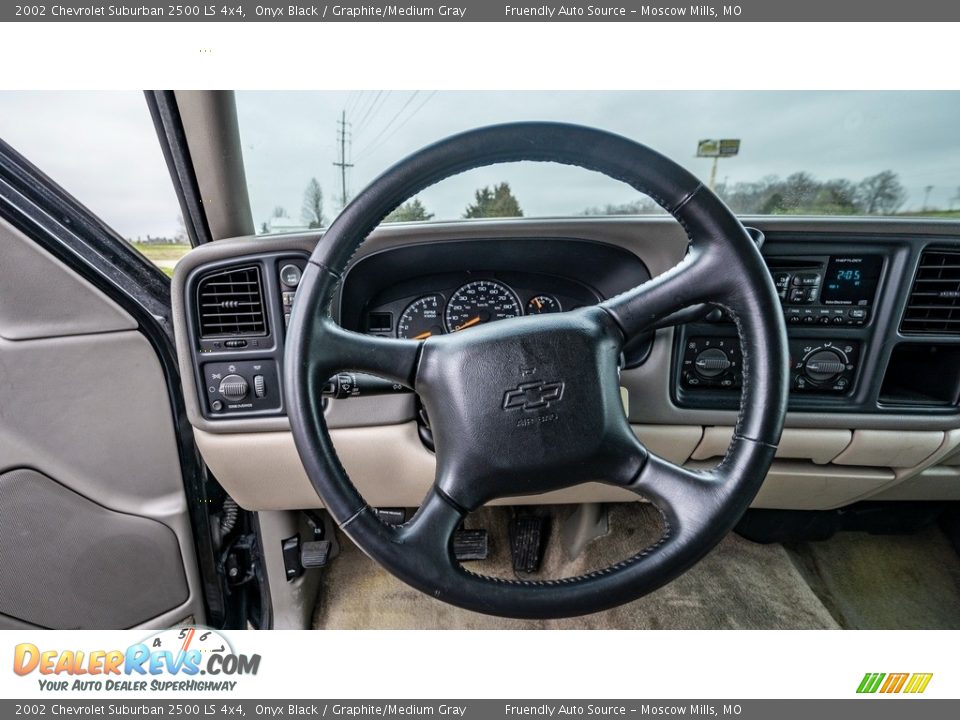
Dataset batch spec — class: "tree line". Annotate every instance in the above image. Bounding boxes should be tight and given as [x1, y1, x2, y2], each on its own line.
[262, 179, 525, 230]
[264, 170, 952, 231]
[585, 170, 930, 216]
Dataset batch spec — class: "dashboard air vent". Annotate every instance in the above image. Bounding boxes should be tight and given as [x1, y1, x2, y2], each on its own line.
[901, 249, 960, 335]
[196, 265, 267, 338]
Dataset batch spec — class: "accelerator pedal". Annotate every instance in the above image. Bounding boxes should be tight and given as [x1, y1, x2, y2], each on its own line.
[510, 515, 549, 574]
[453, 528, 489, 561]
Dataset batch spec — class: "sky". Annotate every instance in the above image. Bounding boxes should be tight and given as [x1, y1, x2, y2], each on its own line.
[0, 90, 958, 239]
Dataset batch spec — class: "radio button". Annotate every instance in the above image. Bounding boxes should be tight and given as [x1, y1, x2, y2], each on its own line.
[792, 272, 821, 287]
[773, 272, 792, 298]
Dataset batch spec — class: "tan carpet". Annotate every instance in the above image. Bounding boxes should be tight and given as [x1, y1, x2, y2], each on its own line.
[313, 504, 843, 630]
[786, 526, 960, 629]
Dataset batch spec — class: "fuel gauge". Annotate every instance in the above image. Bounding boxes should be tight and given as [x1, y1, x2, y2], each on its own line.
[526, 295, 561, 315]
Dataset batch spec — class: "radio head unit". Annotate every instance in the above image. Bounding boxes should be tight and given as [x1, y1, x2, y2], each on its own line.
[768, 253, 884, 327]
[820, 255, 884, 306]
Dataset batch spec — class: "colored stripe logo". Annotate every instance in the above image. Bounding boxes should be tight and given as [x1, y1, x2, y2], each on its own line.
[857, 672, 933, 694]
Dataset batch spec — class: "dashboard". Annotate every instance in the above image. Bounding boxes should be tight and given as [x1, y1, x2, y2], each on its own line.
[171, 217, 960, 512]
[338, 237, 653, 367]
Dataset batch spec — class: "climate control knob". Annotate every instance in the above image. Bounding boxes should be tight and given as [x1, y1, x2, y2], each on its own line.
[218, 373, 249, 402]
[694, 348, 732, 378]
[803, 349, 847, 383]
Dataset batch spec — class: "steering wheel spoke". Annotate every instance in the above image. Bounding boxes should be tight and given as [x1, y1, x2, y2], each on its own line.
[600, 245, 728, 339]
[396, 485, 467, 553]
[626, 452, 718, 524]
[311, 315, 422, 389]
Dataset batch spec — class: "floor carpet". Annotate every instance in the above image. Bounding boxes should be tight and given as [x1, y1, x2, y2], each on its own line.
[786, 526, 960, 629]
[309, 503, 960, 630]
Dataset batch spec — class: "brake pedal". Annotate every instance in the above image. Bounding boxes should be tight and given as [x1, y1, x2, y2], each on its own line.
[453, 528, 489, 561]
[300, 540, 331, 569]
[510, 516, 549, 574]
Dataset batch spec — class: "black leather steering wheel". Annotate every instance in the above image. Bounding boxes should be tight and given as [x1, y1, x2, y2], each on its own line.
[285, 123, 789, 619]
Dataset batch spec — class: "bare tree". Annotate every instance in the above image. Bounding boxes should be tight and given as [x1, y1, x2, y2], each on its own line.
[856, 170, 907, 214]
[174, 214, 188, 244]
[301, 178, 327, 229]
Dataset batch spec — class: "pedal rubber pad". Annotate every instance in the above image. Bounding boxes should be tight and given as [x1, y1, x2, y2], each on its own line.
[510, 516, 548, 574]
[300, 540, 331, 569]
[454, 528, 489, 561]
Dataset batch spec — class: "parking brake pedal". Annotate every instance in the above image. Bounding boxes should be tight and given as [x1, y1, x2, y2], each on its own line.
[300, 540, 331, 569]
[510, 516, 548, 574]
[453, 528, 489, 561]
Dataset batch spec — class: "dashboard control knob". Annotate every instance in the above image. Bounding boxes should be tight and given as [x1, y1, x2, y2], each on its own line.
[218, 374, 249, 401]
[803, 349, 847, 383]
[694, 348, 731, 378]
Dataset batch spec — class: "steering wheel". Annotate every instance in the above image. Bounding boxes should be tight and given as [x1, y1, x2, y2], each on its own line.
[285, 123, 788, 619]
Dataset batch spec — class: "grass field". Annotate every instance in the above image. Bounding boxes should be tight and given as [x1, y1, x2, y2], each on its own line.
[129, 242, 191, 277]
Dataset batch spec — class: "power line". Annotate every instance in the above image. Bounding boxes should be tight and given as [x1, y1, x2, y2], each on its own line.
[352, 91, 419, 159]
[344, 90, 364, 117]
[355, 91, 437, 162]
[355, 90, 392, 134]
[353, 90, 384, 132]
[350, 91, 380, 129]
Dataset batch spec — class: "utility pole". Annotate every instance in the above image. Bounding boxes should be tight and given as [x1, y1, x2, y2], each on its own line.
[923, 185, 933, 211]
[333, 110, 353, 208]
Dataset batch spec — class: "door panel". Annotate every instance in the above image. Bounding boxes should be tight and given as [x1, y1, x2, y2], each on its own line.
[0, 468, 188, 628]
[0, 217, 204, 628]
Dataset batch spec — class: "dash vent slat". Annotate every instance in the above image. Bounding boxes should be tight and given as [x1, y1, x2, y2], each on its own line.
[196, 265, 267, 338]
[901, 249, 960, 335]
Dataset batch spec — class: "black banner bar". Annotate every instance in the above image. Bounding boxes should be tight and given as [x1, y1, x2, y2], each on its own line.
[3, 1, 960, 22]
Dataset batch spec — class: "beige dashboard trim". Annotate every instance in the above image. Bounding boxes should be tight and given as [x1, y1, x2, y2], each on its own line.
[195, 421, 924, 512]
[691, 426, 853, 465]
[194, 423, 705, 511]
[831, 429, 945, 468]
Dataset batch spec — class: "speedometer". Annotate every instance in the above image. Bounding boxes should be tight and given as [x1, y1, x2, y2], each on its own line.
[444, 279, 522, 332]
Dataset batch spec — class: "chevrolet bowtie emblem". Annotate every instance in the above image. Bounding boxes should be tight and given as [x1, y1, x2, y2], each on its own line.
[502, 380, 565, 411]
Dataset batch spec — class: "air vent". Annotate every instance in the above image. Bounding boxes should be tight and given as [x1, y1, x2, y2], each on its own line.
[196, 265, 267, 338]
[901, 249, 960, 335]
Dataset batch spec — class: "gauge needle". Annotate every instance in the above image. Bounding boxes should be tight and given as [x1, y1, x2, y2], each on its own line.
[413, 331, 432, 340]
[455, 316, 481, 331]
[532, 297, 543, 309]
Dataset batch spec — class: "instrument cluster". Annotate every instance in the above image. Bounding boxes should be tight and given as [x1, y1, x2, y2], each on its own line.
[363, 273, 600, 340]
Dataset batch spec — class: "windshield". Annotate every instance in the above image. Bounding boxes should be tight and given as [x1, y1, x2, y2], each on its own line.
[236, 91, 960, 234]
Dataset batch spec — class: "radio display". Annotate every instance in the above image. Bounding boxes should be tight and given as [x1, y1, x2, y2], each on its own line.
[820, 255, 883, 306]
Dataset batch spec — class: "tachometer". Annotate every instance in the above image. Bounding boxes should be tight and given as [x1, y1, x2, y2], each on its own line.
[445, 279, 522, 332]
[397, 295, 445, 340]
